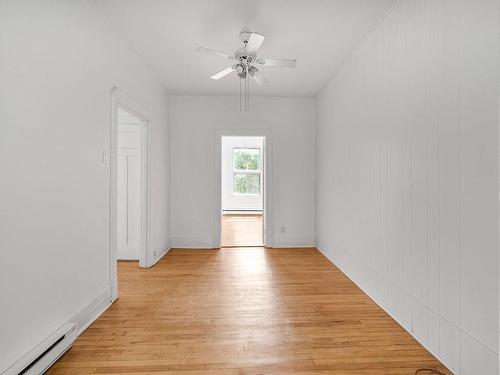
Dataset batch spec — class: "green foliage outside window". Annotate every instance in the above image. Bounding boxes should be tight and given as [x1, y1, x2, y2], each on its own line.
[234, 174, 260, 194]
[233, 149, 261, 194]
[233, 149, 260, 171]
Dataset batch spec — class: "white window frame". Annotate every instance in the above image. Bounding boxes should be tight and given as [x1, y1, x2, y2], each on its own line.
[232, 147, 262, 196]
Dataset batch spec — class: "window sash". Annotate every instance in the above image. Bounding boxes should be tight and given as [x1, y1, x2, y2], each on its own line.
[232, 147, 262, 195]
[232, 148, 261, 172]
[233, 172, 261, 195]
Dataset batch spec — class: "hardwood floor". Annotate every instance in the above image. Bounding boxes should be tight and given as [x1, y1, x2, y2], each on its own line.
[47, 248, 450, 375]
[222, 214, 263, 247]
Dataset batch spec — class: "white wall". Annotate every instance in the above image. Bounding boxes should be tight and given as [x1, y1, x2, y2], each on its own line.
[316, 1, 499, 374]
[0, 1, 170, 372]
[222, 136, 264, 212]
[170, 95, 315, 248]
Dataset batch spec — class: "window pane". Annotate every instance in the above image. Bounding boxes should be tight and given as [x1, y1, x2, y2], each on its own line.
[234, 173, 260, 194]
[233, 148, 260, 171]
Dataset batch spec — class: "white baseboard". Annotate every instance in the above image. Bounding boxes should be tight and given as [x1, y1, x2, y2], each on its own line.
[171, 237, 216, 249]
[271, 234, 315, 248]
[170, 234, 316, 249]
[117, 256, 139, 261]
[150, 246, 171, 267]
[222, 210, 263, 215]
[69, 285, 112, 335]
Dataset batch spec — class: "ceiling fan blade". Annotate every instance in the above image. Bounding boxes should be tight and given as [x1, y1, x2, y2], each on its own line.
[196, 47, 235, 60]
[210, 66, 235, 80]
[256, 58, 297, 68]
[249, 66, 268, 85]
[246, 32, 265, 52]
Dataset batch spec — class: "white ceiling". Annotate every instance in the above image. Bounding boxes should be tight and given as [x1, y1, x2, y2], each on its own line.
[94, 0, 395, 97]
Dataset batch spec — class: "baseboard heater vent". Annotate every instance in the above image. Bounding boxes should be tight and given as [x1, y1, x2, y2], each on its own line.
[3, 323, 78, 375]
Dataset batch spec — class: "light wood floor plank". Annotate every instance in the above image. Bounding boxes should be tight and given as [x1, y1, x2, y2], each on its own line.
[222, 214, 263, 247]
[47, 248, 450, 374]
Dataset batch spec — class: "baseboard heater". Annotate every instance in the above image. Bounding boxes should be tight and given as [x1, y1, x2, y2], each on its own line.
[3, 323, 78, 375]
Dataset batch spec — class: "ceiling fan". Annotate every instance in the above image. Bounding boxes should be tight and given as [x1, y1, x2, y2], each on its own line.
[196, 31, 297, 86]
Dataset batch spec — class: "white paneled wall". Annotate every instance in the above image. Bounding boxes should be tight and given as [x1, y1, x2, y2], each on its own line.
[316, 1, 499, 374]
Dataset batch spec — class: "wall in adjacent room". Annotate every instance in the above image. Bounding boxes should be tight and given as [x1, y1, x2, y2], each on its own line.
[315, 0, 499, 373]
[0, 1, 170, 372]
[169, 95, 316, 248]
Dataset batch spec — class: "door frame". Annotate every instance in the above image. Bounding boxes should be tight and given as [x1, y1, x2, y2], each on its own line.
[214, 129, 273, 248]
[109, 87, 151, 301]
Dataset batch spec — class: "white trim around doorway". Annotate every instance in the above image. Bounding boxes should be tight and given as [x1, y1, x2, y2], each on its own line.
[109, 87, 152, 302]
[213, 129, 273, 248]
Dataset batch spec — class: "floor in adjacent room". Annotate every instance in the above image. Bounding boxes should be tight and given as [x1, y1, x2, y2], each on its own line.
[222, 214, 263, 247]
[47, 248, 451, 375]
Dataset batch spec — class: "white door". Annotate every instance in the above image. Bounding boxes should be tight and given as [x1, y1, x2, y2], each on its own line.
[117, 119, 142, 260]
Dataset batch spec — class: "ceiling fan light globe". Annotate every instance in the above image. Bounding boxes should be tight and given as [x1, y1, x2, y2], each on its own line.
[236, 64, 245, 74]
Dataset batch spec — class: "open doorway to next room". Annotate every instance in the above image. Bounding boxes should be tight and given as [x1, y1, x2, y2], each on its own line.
[221, 136, 264, 247]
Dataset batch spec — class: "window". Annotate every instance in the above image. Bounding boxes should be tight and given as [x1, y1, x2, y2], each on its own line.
[233, 148, 261, 195]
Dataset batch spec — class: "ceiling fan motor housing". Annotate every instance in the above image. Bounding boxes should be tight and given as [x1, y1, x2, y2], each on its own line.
[235, 48, 256, 63]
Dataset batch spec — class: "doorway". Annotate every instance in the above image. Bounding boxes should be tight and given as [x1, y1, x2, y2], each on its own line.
[109, 88, 151, 301]
[221, 136, 264, 247]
